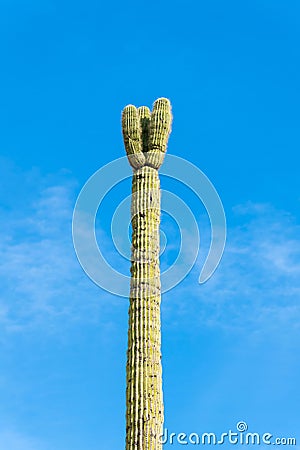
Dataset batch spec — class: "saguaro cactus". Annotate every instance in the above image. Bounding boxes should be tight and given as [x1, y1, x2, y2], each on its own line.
[122, 98, 172, 449]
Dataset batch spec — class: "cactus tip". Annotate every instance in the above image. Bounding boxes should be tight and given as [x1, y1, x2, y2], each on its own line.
[153, 97, 171, 106]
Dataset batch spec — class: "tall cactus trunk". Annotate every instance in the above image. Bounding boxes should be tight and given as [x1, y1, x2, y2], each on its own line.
[122, 98, 172, 450]
[127, 166, 162, 449]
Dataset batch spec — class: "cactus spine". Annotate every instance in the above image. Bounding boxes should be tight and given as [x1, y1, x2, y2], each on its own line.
[122, 98, 172, 450]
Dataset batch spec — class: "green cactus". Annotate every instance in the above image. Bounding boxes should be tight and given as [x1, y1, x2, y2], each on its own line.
[122, 98, 172, 449]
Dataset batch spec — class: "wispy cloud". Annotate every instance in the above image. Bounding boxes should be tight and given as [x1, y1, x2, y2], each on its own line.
[0, 160, 124, 335]
[1, 158, 300, 342]
[163, 201, 300, 337]
[0, 428, 49, 450]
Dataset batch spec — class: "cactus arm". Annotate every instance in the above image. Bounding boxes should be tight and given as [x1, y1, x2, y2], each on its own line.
[138, 106, 151, 155]
[122, 105, 145, 170]
[146, 98, 172, 169]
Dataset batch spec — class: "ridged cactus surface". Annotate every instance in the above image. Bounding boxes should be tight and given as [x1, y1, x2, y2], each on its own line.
[122, 98, 172, 450]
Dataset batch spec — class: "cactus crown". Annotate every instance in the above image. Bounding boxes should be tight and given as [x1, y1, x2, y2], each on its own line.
[122, 98, 172, 170]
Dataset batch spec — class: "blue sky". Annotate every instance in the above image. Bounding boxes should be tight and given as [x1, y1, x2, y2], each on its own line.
[0, 0, 300, 448]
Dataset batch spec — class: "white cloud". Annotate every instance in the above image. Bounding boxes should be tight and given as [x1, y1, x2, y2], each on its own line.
[163, 201, 300, 336]
[0, 163, 124, 335]
[0, 428, 49, 450]
[1, 158, 300, 341]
